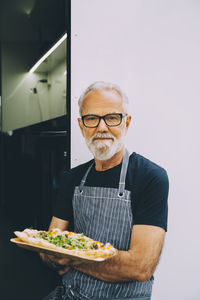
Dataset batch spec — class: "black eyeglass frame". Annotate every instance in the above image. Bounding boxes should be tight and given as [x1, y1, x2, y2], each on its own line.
[81, 113, 128, 128]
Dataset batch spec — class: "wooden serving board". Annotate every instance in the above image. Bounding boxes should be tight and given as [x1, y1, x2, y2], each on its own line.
[10, 238, 107, 262]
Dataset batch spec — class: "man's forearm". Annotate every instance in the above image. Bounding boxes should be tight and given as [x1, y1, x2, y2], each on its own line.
[74, 249, 153, 283]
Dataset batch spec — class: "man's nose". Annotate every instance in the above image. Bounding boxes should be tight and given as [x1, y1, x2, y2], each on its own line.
[97, 118, 108, 131]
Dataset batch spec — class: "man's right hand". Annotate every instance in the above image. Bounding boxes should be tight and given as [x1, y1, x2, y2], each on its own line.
[39, 253, 66, 271]
[39, 253, 82, 275]
[39, 217, 82, 275]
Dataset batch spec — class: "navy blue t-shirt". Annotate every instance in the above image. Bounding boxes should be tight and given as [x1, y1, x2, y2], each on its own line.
[54, 152, 169, 231]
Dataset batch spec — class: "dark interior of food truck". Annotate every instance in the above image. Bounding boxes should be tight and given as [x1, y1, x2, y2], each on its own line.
[0, 1, 70, 299]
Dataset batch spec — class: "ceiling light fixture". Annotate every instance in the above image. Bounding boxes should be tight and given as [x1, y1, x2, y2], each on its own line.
[29, 33, 67, 73]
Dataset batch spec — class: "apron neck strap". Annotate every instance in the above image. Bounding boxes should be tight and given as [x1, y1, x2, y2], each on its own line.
[118, 148, 129, 196]
[79, 161, 94, 192]
[79, 149, 130, 194]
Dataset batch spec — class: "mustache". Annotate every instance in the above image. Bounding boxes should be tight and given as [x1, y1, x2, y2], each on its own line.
[92, 132, 115, 142]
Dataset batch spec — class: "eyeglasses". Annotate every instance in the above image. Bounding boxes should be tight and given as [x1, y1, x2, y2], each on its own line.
[81, 113, 127, 128]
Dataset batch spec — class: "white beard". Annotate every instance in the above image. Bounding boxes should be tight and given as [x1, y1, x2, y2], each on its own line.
[84, 129, 126, 161]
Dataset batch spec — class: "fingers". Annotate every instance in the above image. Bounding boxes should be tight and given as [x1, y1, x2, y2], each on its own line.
[71, 260, 84, 266]
[59, 258, 84, 266]
[38, 253, 68, 271]
[39, 253, 84, 271]
[48, 256, 72, 266]
[39, 252, 45, 260]
[47, 254, 58, 261]
[48, 256, 83, 266]
[58, 266, 71, 276]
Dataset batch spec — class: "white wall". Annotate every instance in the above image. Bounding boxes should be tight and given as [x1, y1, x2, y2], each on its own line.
[71, 1, 200, 299]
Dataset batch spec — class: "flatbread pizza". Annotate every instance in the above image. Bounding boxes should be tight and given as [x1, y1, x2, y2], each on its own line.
[13, 228, 117, 260]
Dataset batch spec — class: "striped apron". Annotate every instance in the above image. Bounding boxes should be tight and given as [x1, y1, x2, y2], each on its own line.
[43, 149, 153, 300]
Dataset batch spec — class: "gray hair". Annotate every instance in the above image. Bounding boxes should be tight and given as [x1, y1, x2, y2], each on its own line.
[78, 81, 129, 115]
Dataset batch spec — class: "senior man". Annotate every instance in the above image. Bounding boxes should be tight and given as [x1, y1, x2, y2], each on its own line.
[41, 81, 169, 300]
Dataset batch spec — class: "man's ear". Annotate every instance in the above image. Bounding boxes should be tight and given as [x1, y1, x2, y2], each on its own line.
[78, 118, 85, 137]
[126, 115, 132, 130]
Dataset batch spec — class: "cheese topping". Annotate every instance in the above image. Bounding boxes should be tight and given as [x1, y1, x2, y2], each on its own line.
[33, 229, 108, 251]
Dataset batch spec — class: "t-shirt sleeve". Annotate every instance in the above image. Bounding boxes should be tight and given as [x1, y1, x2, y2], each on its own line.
[134, 168, 169, 231]
[53, 171, 75, 222]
